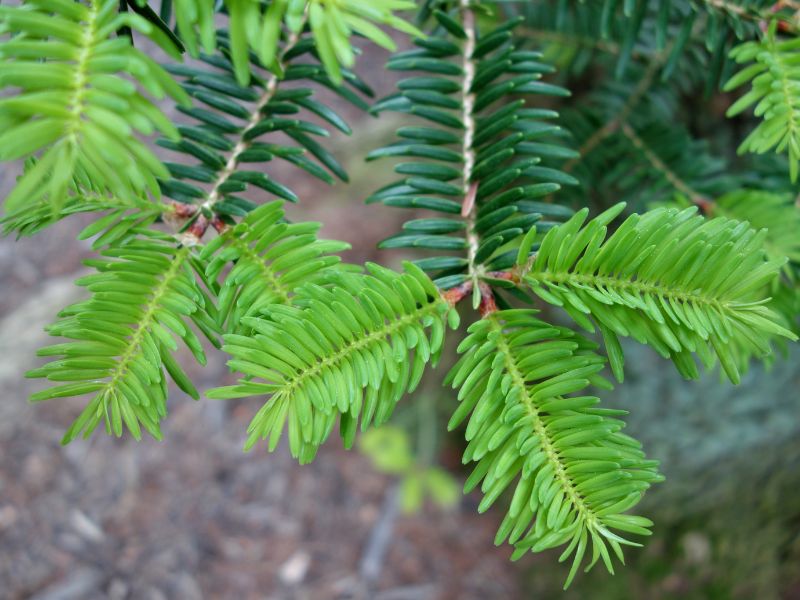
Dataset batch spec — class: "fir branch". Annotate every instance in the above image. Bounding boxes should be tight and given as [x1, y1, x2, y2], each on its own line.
[167, 0, 423, 85]
[199, 201, 349, 334]
[28, 231, 219, 442]
[619, 122, 715, 213]
[0, 0, 188, 211]
[459, 2, 482, 305]
[6, 1, 800, 588]
[563, 51, 669, 176]
[709, 189, 800, 271]
[725, 20, 800, 181]
[159, 22, 365, 224]
[1, 187, 169, 238]
[200, 24, 306, 217]
[517, 204, 797, 383]
[367, 5, 575, 297]
[207, 263, 460, 463]
[446, 310, 662, 588]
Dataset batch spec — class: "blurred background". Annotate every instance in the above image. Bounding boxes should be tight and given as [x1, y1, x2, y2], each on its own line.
[2, 10, 800, 600]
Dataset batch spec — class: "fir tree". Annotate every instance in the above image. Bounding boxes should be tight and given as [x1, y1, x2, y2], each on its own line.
[2, 0, 798, 588]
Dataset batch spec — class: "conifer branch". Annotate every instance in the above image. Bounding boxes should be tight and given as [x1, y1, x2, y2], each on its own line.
[207, 263, 459, 463]
[619, 122, 714, 213]
[446, 310, 662, 588]
[199, 22, 306, 223]
[517, 204, 797, 383]
[4, 1, 800, 589]
[725, 21, 800, 181]
[367, 5, 575, 294]
[563, 53, 667, 175]
[199, 201, 348, 334]
[458, 1, 484, 307]
[28, 232, 218, 442]
[0, 0, 188, 212]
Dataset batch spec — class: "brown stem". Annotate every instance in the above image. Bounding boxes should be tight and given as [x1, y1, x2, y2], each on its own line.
[210, 216, 228, 234]
[478, 282, 497, 316]
[442, 280, 474, 306]
[184, 214, 209, 243]
[440, 280, 499, 315]
[487, 270, 520, 283]
[168, 200, 198, 219]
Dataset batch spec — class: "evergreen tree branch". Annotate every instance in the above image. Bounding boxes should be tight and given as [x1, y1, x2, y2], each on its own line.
[725, 20, 800, 181]
[619, 122, 715, 213]
[158, 20, 368, 226]
[207, 263, 460, 463]
[0, 0, 189, 212]
[516, 204, 797, 383]
[562, 51, 669, 176]
[367, 5, 576, 299]
[199, 201, 349, 334]
[165, 0, 422, 86]
[27, 231, 219, 442]
[6, 1, 799, 587]
[446, 309, 662, 588]
[1, 187, 170, 238]
[459, 1, 483, 306]
[708, 189, 800, 272]
[200, 23, 306, 217]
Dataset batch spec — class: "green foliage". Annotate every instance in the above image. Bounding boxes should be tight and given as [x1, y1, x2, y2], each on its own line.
[155, 0, 421, 85]
[158, 32, 369, 217]
[2, 0, 800, 590]
[563, 115, 733, 210]
[510, 0, 777, 84]
[0, 0, 189, 212]
[517, 203, 797, 384]
[1, 184, 167, 237]
[768, 276, 800, 343]
[367, 6, 577, 293]
[710, 189, 800, 272]
[726, 21, 800, 181]
[446, 310, 663, 588]
[513, 2, 800, 215]
[200, 201, 349, 334]
[708, 190, 800, 345]
[207, 262, 460, 463]
[27, 230, 220, 443]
